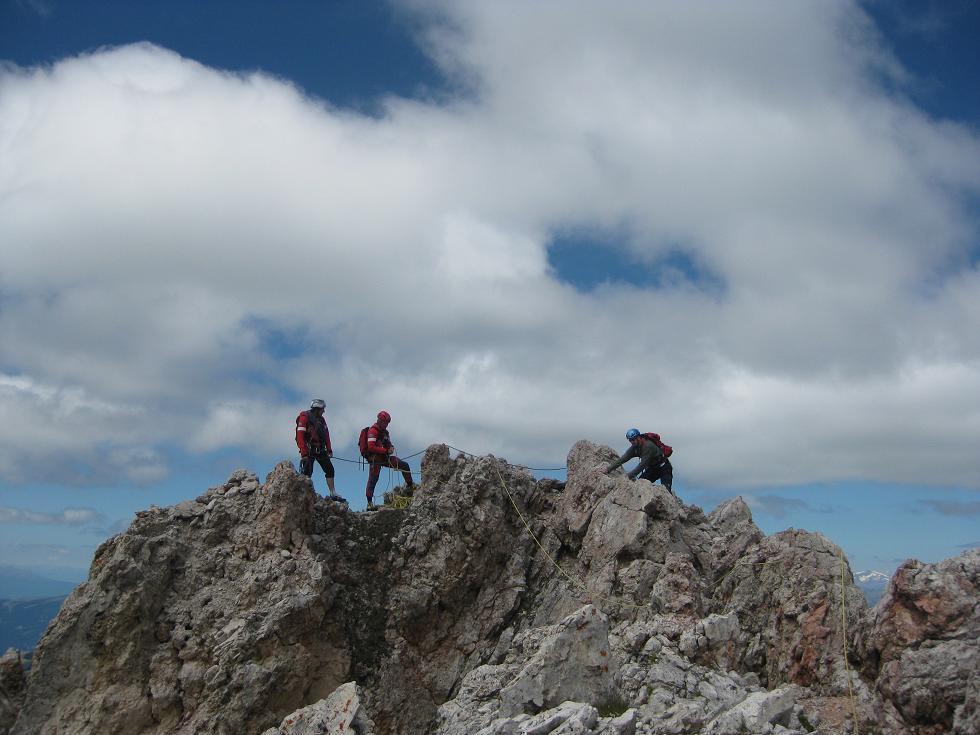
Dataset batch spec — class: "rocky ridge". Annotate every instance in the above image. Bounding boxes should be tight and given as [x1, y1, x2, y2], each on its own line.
[3, 441, 977, 734]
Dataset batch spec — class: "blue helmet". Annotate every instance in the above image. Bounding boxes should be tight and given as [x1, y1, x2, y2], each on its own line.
[626, 428, 640, 441]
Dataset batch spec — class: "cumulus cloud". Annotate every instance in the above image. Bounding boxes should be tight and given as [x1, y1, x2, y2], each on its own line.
[1, 1, 979, 489]
[0, 374, 166, 484]
[0, 506, 103, 525]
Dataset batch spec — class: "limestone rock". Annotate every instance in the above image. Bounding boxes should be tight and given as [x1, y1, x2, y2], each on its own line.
[704, 687, 796, 734]
[261, 682, 375, 735]
[555, 441, 620, 544]
[709, 529, 867, 693]
[0, 649, 26, 735]
[498, 605, 617, 718]
[706, 496, 763, 575]
[431, 603, 618, 733]
[12, 462, 349, 735]
[856, 548, 979, 734]
[8, 441, 974, 735]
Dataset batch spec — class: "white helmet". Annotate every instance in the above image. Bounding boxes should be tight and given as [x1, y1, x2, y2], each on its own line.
[310, 399, 326, 410]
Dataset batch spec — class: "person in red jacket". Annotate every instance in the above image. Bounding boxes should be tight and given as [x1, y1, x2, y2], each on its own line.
[296, 399, 346, 503]
[364, 410, 415, 510]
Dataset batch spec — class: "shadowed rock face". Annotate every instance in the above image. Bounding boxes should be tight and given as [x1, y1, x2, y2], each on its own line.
[0, 650, 26, 734]
[4, 442, 975, 734]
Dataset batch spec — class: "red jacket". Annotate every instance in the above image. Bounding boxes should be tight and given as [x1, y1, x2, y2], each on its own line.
[296, 411, 332, 456]
[366, 423, 393, 460]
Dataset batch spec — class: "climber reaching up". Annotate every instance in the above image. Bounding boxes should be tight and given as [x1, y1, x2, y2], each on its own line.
[605, 428, 674, 494]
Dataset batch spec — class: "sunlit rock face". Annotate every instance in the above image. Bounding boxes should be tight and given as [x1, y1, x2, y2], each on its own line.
[7, 443, 975, 734]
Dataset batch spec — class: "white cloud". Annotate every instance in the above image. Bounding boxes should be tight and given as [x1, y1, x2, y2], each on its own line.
[0, 506, 102, 525]
[1, 2, 979, 490]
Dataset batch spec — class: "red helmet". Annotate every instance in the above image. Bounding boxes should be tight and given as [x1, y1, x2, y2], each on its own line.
[377, 410, 391, 423]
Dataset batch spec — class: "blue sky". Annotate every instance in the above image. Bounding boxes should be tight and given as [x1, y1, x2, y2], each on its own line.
[1, 0, 978, 583]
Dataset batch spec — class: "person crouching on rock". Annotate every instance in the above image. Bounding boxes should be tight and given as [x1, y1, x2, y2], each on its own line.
[296, 399, 347, 503]
[364, 410, 415, 510]
[604, 428, 674, 495]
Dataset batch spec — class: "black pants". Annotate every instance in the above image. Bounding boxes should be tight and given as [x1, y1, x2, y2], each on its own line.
[301, 450, 335, 478]
[366, 457, 413, 500]
[639, 458, 673, 493]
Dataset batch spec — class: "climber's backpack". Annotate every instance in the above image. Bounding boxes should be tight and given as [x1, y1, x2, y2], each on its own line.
[295, 411, 311, 441]
[358, 427, 372, 460]
[297, 411, 329, 448]
[643, 432, 673, 458]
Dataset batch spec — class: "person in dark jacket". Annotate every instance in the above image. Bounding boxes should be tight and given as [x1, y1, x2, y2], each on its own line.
[364, 410, 415, 510]
[605, 428, 673, 494]
[296, 399, 346, 502]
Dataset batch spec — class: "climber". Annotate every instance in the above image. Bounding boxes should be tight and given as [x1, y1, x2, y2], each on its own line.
[363, 410, 415, 510]
[605, 428, 674, 494]
[296, 399, 347, 503]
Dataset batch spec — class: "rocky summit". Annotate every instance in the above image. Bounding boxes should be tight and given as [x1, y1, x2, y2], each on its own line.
[4, 441, 977, 735]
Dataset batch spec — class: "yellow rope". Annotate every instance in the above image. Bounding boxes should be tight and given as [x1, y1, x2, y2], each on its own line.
[838, 547, 861, 735]
[388, 494, 411, 509]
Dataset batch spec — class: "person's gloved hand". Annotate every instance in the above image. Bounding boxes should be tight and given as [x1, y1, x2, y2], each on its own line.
[299, 456, 311, 474]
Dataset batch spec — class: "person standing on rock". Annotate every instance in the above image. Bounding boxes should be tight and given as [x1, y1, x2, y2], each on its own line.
[296, 399, 347, 503]
[364, 410, 415, 510]
[605, 428, 674, 494]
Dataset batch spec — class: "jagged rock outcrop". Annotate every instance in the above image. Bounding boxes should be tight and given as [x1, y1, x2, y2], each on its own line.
[856, 548, 979, 734]
[0, 649, 26, 735]
[260, 682, 375, 735]
[434, 604, 809, 735]
[709, 528, 868, 694]
[6, 440, 974, 734]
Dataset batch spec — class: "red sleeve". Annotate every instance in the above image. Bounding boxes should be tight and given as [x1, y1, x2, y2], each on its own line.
[366, 426, 389, 456]
[324, 421, 332, 454]
[295, 413, 309, 455]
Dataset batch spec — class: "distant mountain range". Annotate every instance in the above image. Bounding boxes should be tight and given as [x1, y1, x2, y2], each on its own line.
[0, 566, 80, 600]
[0, 567, 78, 652]
[0, 596, 67, 652]
[855, 569, 891, 606]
